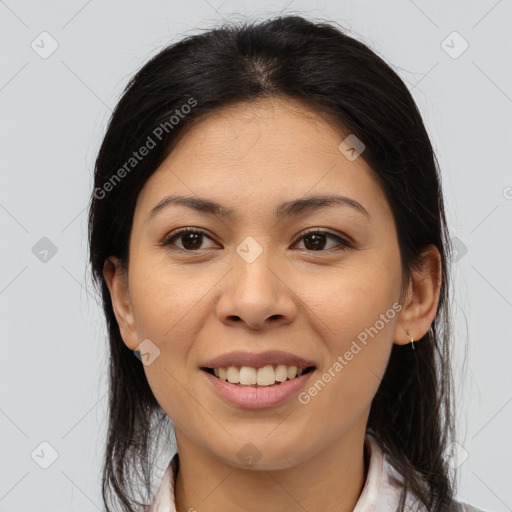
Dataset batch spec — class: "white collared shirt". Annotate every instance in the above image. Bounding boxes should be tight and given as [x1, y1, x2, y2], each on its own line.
[149, 435, 485, 512]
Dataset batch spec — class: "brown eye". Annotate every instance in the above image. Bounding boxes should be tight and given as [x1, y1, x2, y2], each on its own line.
[161, 229, 217, 251]
[161, 228, 352, 253]
[294, 230, 352, 251]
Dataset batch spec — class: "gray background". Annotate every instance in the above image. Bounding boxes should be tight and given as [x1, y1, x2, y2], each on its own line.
[1, 0, 511, 510]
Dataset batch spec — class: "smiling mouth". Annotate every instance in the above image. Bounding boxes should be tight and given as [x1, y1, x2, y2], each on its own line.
[201, 365, 316, 387]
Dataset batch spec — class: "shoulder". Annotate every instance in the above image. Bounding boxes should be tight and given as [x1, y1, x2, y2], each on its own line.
[452, 501, 490, 512]
[367, 436, 489, 512]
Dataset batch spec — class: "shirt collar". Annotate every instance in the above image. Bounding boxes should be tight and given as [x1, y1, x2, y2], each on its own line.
[150, 434, 401, 512]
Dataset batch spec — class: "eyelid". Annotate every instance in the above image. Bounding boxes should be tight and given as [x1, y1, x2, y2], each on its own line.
[295, 227, 353, 245]
[160, 227, 218, 249]
[160, 227, 354, 251]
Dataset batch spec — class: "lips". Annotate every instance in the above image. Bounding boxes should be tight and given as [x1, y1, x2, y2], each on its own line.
[202, 364, 316, 409]
[200, 350, 317, 370]
[200, 350, 317, 409]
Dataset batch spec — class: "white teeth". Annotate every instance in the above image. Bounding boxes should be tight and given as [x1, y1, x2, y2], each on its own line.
[275, 364, 288, 382]
[239, 366, 257, 385]
[212, 364, 309, 386]
[257, 365, 275, 386]
[287, 366, 298, 379]
[226, 366, 239, 383]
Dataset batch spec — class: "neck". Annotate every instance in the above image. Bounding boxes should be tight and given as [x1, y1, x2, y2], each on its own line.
[174, 427, 368, 512]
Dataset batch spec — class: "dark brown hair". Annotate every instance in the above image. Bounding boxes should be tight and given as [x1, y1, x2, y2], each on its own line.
[88, 15, 456, 511]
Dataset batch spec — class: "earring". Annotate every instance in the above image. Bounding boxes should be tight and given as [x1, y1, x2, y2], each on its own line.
[404, 327, 414, 350]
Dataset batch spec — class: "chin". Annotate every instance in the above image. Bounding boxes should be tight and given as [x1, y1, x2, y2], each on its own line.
[211, 433, 315, 471]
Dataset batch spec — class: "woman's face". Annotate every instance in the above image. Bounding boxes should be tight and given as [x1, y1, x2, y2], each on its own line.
[107, 98, 411, 469]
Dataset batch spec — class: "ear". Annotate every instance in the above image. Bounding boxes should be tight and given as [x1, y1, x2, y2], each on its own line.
[394, 244, 442, 346]
[103, 256, 139, 351]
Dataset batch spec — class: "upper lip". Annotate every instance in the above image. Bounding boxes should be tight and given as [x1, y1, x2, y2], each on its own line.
[201, 350, 317, 370]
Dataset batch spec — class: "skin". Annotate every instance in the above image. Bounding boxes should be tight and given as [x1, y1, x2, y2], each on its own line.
[104, 97, 441, 512]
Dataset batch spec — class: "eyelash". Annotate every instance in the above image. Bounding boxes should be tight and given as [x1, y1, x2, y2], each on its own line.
[160, 228, 353, 253]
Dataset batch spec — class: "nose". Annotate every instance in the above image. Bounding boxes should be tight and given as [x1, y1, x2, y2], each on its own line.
[215, 248, 298, 330]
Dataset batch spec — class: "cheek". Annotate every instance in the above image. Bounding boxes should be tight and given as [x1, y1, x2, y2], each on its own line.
[128, 257, 212, 343]
[126, 263, 204, 407]
[301, 253, 401, 345]
[298, 296, 396, 437]
[129, 242, 401, 432]
[295, 256, 400, 414]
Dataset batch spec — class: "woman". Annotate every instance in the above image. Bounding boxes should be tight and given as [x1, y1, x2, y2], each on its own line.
[88, 15, 487, 512]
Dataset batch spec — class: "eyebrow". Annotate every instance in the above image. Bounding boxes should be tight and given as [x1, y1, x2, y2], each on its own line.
[146, 193, 370, 223]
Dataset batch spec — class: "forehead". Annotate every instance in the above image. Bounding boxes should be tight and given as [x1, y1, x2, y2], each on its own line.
[133, 98, 389, 226]
[174, 97, 348, 156]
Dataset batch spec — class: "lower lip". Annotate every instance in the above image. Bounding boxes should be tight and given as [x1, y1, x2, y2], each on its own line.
[201, 369, 315, 409]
